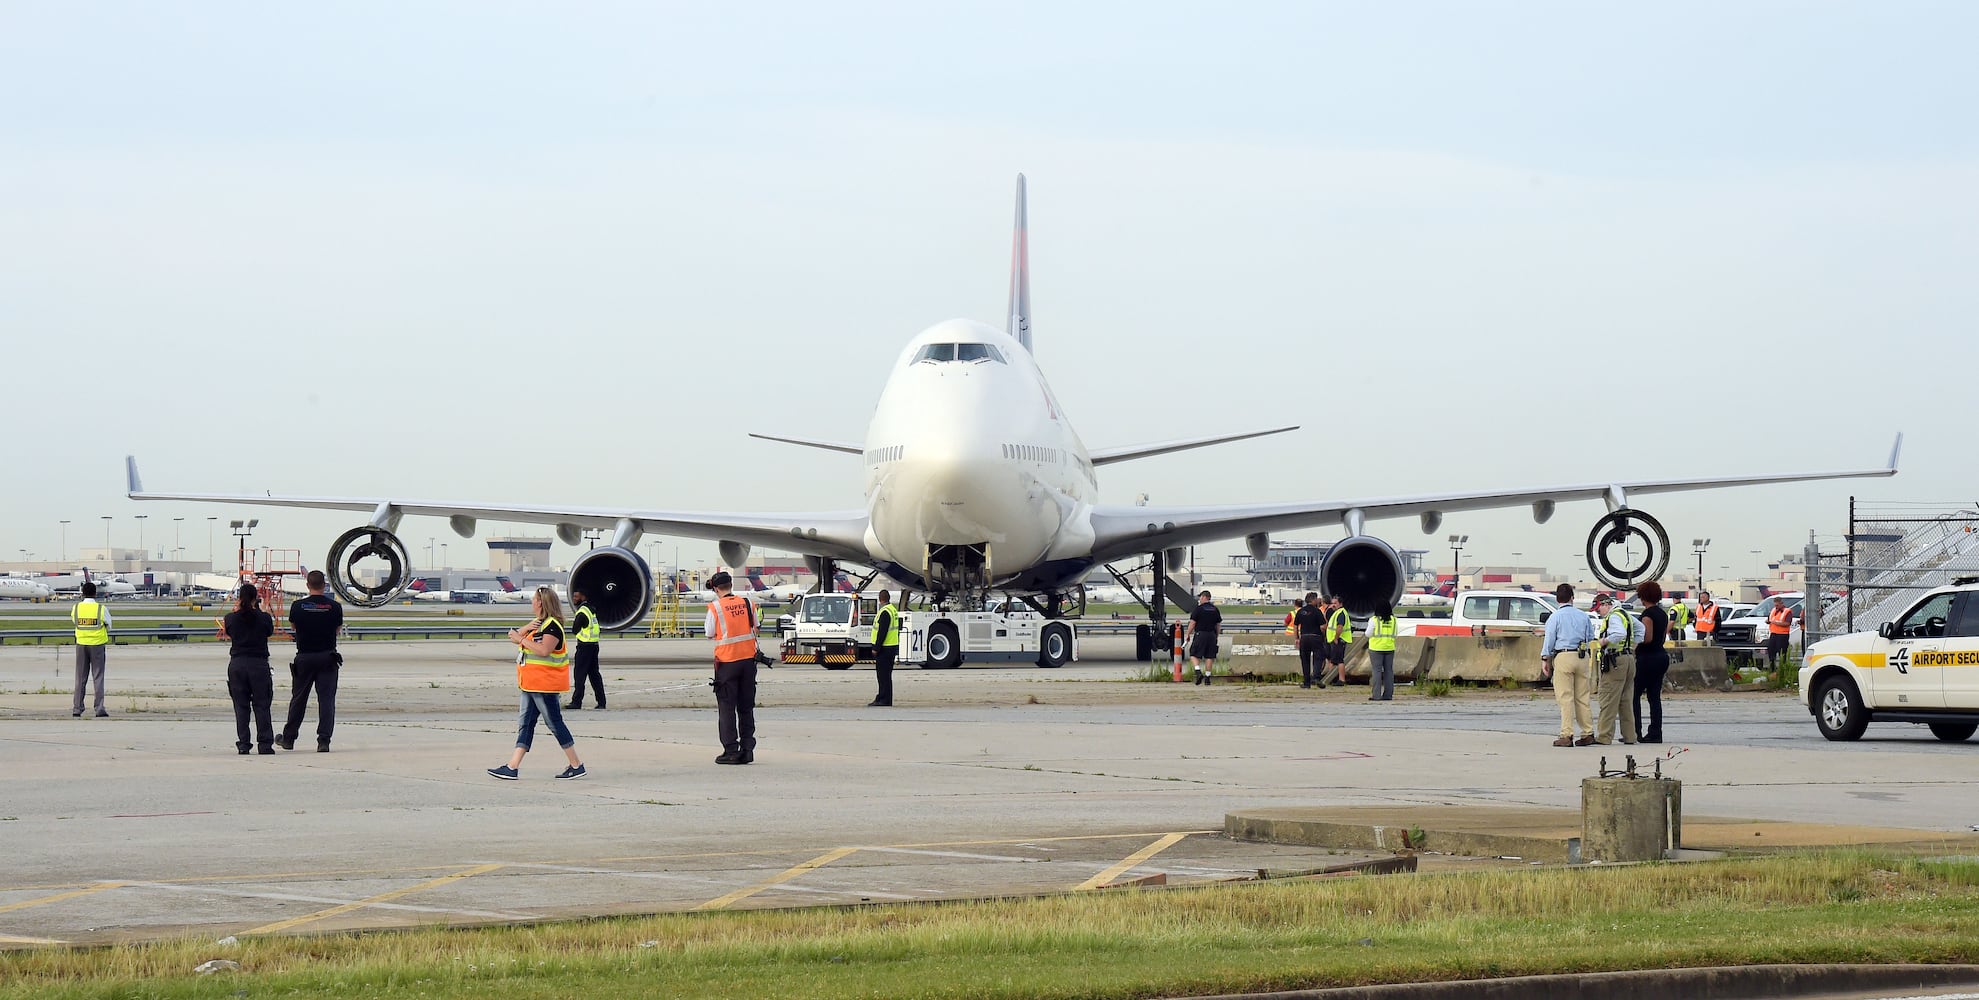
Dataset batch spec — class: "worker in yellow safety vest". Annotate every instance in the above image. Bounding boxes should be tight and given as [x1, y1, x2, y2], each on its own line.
[565, 590, 606, 710]
[705, 572, 760, 764]
[1365, 601, 1399, 701]
[869, 590, 901, 707]
[71, 581, 112, 718]
[1669, 597, 1692, 641]
[487, 586, 587, 781]
[1321, 596, 1353, 687]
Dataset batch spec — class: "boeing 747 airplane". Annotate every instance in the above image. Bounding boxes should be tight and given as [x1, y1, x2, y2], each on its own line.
[128, 177, 1898, 649]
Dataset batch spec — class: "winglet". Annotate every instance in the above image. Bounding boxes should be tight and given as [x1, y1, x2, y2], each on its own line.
[1888, 432, 1903, 471]
[125, 455, 143, 497]
[1007, 173, 1031, 353]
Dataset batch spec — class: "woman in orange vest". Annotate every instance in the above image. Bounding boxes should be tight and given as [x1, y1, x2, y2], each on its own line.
[487, 586, 588, 781]
[1765, 600, 1797, 667]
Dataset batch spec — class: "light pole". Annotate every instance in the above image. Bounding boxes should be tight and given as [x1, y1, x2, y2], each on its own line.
[59, 520, 70, 562]
[173, 517, 184, 566]
[230, 519, 259, 580]
[440, 542, 448, 568]
[1447, 534, 1468, 589]
[207, 517, 218, 571]
[1692, 538, 1711, 592]
[427, 538, 436, 570]
[135, 514, 148, 567]
[1749, 549, 1762, 578]
[100, 516, 112, 567]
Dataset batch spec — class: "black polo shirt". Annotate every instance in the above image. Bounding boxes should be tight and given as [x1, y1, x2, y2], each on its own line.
[289, 593, 343, 654]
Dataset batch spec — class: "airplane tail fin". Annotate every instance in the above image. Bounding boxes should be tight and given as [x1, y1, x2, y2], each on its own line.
[497, 576, 516, 592]
[1007, 173, 1031, 353]
[408, 579, 429, 593]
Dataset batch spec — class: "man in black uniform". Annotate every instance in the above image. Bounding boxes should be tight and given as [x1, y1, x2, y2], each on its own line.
[1187, 590, 1223, 685]
[1294, 592, 1326, 688]
[278, 570, 342, 752]
[566, 590, 606, 710]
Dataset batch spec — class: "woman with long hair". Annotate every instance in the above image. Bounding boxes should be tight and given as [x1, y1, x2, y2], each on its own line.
[1633, 580, 1672, 743]
[488, 586, 587, 780]
[216, 583, 277, 755]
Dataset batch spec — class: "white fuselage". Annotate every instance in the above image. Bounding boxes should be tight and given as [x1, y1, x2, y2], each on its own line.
[0, 578, 54, 600]
[861, 319, 1098, 592]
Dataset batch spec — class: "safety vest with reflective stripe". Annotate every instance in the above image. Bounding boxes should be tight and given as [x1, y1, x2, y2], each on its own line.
[516, 617, 570, 693]
[1768, 606, 1794, 635]
[1604, 610, 1635, 649]
[1367, 616, 1398, 652]
[872, 603, 900, 648]
[574, 605, 600, 644]
[1696, 602, 1718, 633]
[1671, 602, 1691, 629]
[1326, 608, 1352, 643]
[1283, 611, 1295, 635]
[72, 599, 110, 646]
[710, 593, 759, 663]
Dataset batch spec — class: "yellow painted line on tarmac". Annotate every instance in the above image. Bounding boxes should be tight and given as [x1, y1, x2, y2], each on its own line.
[693, 847, 860, 911]
[1076, 832, 1190, 891]
[0, 933, 68, 945]
[0, 881, 128, 915]
[245, 864, 504, 935]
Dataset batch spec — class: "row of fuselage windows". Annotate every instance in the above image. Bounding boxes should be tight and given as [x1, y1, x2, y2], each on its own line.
[1002, 443, 1062, 464]
[866, 445, 904, 464]
[911, 343, 1008, 365]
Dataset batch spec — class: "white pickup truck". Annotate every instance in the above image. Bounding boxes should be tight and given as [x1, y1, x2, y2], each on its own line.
[778, 593, 1077, 669]
[1399, 590, 1565, 637]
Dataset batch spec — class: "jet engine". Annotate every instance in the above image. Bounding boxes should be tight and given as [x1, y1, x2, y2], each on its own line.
[1584, 509, 1671, 590]
[569, 545, 655, 631]
[325, 525, 412, 608]
[1320, 535, 1406, 616]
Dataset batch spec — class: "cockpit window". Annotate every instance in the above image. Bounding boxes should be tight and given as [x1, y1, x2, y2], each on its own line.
[912, 343, 1006, 365]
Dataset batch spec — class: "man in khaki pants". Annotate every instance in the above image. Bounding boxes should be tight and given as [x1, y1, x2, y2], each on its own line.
[1592, 594, 1638, 745]
[1539, 584, 1595, 747]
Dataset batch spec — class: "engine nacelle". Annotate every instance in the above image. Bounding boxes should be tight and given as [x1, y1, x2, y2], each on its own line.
[325, 525, 412, 608]
[1583, 508, 1671, 590]
[569, 545, 655, 632]
[1320, 535, 1406, 617]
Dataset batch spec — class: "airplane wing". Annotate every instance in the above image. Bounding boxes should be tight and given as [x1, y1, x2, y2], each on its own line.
[1088, 426, 1299, 466]
[1089, 435, 1902, 562]
[746, 433, 864, 456]
[125, 457, 870, 561]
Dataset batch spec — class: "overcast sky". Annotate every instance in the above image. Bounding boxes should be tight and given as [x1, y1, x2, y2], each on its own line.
[2, 1, 1970, 579]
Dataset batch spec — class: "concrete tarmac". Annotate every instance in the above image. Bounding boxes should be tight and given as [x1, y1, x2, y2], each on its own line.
[2, 636, 1975, 946]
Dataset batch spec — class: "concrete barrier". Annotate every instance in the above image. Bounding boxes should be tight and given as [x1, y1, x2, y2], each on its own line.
[1422, 634, 1549, 683]
[1223, 632, 1301, 676]
[1343, 637, 1433, 681]
[1661, 644, 1733, 691]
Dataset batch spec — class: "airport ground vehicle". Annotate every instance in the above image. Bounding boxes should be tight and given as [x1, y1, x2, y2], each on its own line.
[779, 592, 1076, 668]
[1399, 590, 1563, 637]
[1799, 580, 1979, 742]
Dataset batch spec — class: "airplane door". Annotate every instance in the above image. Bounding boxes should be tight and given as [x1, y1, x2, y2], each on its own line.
[1875, 591, 1952, 710]
[1935, 592, 1979, 707]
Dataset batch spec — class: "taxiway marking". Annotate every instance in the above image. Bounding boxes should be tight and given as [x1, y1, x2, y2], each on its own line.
[693, 847, 860, 911]
[245, 864, 504, 935]
[1076, 832, 1190, 890]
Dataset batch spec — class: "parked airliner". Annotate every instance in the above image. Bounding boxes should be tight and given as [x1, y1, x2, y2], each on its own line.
[126, 176, 1899, 630]
[0, 577, 54, 601]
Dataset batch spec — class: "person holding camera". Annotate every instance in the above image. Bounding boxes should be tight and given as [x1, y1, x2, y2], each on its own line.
[217, 583, 277, 755]
[1593, 593, 1640, 745]
[1540, 583, 1595, 747]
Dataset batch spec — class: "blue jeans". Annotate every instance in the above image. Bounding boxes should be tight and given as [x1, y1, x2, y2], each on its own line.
[515, 691, 574, 751]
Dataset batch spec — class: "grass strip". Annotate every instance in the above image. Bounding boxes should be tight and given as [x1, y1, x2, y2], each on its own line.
[4, 852, 1978, 999]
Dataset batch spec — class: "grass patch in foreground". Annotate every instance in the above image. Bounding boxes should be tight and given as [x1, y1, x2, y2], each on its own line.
[6, 853, 1979, 1000]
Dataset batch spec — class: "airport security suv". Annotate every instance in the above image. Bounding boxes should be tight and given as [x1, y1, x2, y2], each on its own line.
[1799, 579, 1979, 742]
